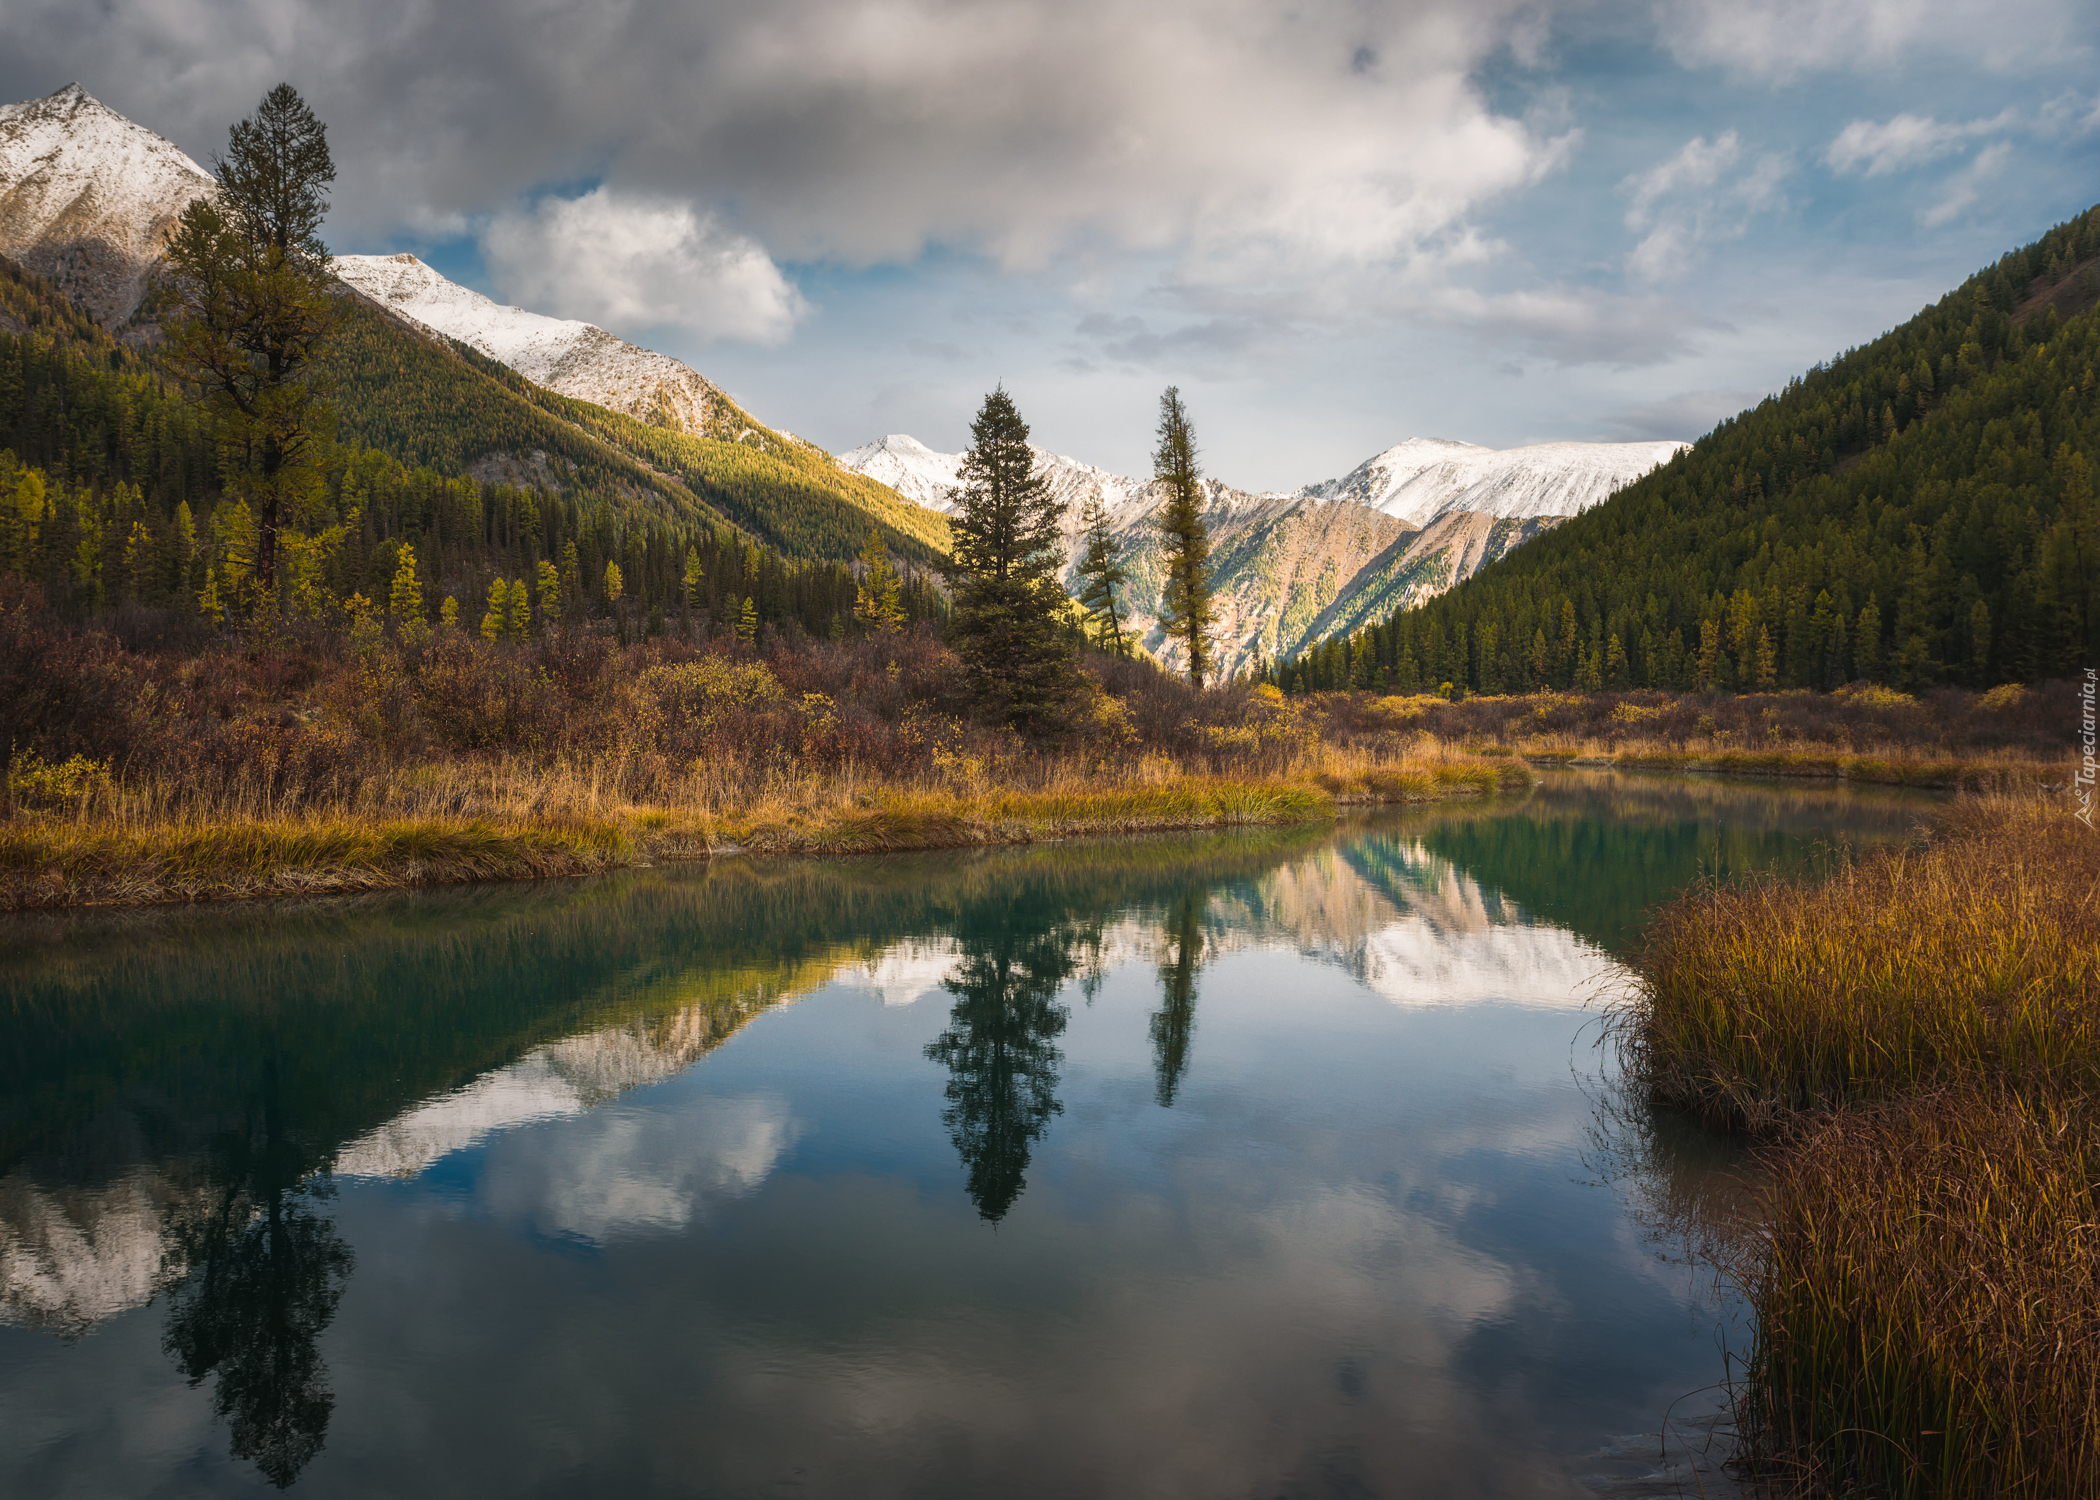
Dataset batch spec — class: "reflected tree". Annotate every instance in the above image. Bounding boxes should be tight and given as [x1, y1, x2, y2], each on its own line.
[1151, 892, 1204, 1107]
[162, 1071, 352, 1489]
[926, 906, 1080, 1222]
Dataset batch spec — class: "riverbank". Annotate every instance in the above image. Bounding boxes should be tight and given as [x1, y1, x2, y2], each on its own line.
[1517, 742, 2063, 790]
[0, 758, 1532, 909]
[1617, 793, 2100, 1496]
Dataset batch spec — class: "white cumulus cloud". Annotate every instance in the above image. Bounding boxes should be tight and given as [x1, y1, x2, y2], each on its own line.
[1825, 110, 2015, 175]
[1653, 0, 2081, 79]
[481, 186, 807, 344]
[1620, 132, 1790, 282]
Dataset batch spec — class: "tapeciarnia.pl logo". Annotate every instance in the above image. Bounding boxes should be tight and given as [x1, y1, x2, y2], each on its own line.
[2079, 667, 2097, 829]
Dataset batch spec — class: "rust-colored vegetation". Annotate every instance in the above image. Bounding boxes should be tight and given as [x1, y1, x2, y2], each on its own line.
[0, 600, 1528, 907]
[1619, 796, 2100, 1497]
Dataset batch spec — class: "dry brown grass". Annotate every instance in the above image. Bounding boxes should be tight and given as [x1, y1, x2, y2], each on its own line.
[1623, 796, 2100, 1131]
[0, 739, 1532, 908]
[1617, 794, 2100, 1497]
[1745, 1087, 2100, 1498]
[1515, 737, 2065, 791]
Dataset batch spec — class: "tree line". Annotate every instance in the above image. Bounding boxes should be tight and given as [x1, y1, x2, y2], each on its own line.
[1272, 205, 2100, 697]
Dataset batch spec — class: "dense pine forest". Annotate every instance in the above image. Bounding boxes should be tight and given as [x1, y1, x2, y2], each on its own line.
[1275, 206, 2100, 696]
[0, 254, 944, 638]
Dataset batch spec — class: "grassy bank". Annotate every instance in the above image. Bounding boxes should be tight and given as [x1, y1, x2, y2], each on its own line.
[1617, 796, 2100, 1496]
[1304, 682, 2079, 792]
[1519, 742, 2061, 790]
[0, 752, 1533, 909]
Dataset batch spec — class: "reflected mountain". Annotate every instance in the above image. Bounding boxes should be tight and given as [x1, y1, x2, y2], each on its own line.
[0, 771, 1940, 1484]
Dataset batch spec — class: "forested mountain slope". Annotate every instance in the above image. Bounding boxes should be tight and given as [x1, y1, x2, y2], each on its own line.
[0, 253, 942, 635]
[1280, 206, 2100, 695]
[0, 82, 946, 575]
[319, 287, 949, 567]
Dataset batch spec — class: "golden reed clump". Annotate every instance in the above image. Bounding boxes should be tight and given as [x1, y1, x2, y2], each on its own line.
[1746, 1087, 2100, 1498]
[1625, 796, 2100, 1130]
[1619, 796, 2100, 1497]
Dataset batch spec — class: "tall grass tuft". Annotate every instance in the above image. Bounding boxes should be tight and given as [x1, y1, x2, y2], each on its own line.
[1618, 793, 2100, 1497]
[1624, 796, 2100, 1131]
[1746, 1086, 2100, 1498]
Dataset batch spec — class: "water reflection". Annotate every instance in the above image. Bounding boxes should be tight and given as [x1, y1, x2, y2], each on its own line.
[1151, 891, 1204, 1107]
[926, 896, 1079, 1222]
[0, 770, 1942, 1495]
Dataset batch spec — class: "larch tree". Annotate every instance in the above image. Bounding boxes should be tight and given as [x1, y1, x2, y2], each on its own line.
[163, 83, 339, 597]
[854, 529, 906, 633]
[1074, 490, 1129, 656]
[1152, 387, 1214, 687]
[944, 387, 1078, 727]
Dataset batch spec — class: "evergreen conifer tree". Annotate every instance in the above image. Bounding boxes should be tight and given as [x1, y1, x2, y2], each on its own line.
[480, 579, 506, 642]
[507, 578, 531, 640]
[854, 530, 906, 633]
[162, 84, 339, 595]
[1152, 387, 1213, 687]
[944, 387, 1078, 727]
[1074, 491, 1129, 655]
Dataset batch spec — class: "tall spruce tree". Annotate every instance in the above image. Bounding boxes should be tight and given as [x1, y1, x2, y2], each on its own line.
[945, 387, 1077, 726]
[163, 84, 339, 597]
[1152, 387, 1214, 687]
[1074, 490, 1130, 655]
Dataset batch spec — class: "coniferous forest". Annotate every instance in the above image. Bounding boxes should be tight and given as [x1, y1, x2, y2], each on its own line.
[1274, 206, 2100, 696]
[0, 252, 946, 639]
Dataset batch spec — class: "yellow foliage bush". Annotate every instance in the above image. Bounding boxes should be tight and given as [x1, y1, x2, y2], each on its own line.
[6, 751, 112, 809]
[642, 658, 786, 735]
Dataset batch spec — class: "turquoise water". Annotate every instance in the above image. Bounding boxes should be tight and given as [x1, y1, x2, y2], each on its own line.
[0, 771, 1936, 1497]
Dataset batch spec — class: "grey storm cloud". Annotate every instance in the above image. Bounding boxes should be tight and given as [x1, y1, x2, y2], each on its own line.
[3, 0, 1565, 289]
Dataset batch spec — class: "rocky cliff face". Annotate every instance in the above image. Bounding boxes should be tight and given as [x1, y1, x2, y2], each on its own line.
[0, 83, 215, 326]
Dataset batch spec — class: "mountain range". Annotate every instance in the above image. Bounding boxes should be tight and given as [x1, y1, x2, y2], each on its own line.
[839, 432, 1682, 674]
[0, 79, 1690, 670]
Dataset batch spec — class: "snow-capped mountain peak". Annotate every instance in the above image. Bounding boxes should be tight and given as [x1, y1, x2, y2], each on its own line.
[834, 434, 1150, 517]
[839, 427, 1687, 678]
[1300, 436, 1686, 527]
[332, 252, 737, 439]
[835, 434, 965, 510]
[0, 82, 216, 323]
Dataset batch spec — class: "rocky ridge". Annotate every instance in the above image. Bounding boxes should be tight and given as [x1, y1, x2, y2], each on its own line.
[837, 432, 1684, 676]
[0, 83, 215, 326]
[332, 252, 743, 441]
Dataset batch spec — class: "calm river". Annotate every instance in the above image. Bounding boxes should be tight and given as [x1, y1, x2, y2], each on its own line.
[0, 771, 1937, 1498]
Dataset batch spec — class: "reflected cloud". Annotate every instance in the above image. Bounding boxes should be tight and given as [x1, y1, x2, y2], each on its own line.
[472, 1094, 799, 1243]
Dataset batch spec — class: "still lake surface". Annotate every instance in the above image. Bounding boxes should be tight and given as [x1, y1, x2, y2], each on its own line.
[0, 770, 1938, 1498]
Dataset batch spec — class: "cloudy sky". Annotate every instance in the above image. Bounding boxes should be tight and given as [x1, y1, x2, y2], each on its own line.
[9, 0, 2098, 487]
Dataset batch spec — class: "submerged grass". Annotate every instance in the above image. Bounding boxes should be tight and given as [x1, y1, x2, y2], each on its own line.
[1617, 794, 2100, 1497]
[0, 746, 1531, 908]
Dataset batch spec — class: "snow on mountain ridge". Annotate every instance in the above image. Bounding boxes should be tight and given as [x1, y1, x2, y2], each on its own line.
[0, 82, 216, 324]
[835, 433, 1150, 518]
[1299, 436, 1688, 526]
[842, 430, 1683, 531]
[838, 428, 1685, 677]
[332, 252, 739, 440]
